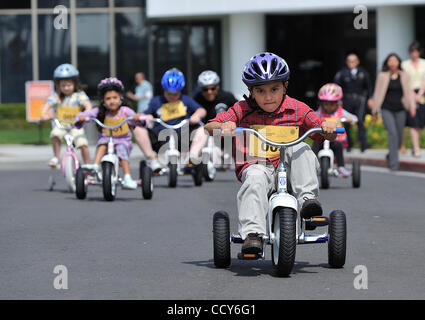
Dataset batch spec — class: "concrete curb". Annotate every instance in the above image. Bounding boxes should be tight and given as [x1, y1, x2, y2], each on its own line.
[345, 155, 425, 173]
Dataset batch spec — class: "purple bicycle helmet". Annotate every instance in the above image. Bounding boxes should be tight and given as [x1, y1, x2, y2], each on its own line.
[97, 77, 124, 97]
[242, 52, 290, 87]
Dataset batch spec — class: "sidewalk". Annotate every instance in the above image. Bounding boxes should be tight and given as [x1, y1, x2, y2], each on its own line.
[345, 148, 425, 173]
[0, 144, 145, 169]
[1, 144, 425, 172]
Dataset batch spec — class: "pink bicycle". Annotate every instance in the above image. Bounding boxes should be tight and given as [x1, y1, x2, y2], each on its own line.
[48, 118, 80, 192]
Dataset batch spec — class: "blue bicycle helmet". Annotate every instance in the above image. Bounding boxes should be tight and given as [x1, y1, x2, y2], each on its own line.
[53, 63, 79, 79]
[242, 52, 290, 87]
[161, 68, 185, 92]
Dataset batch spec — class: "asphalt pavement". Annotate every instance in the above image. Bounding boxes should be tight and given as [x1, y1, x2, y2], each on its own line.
[1, 160, 425, 299]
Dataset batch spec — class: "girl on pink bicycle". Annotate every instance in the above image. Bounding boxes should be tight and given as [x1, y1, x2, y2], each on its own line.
[40, 63, 92, 167]
[75, 77, 145, 190]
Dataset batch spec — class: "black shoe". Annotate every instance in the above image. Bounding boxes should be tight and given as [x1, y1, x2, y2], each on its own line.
[241, 233, 263, 254]
[300, 198, 323, 219]
[361, 143, 370, 153]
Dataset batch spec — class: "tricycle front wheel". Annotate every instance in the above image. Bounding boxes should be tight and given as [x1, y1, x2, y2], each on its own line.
[272, 207, 297, 277]
[102, 162, 116, 201]
[75, 167, 87, 199]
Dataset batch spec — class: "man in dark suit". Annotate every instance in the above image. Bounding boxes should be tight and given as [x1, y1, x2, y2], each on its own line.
[334, 52, 372, 152]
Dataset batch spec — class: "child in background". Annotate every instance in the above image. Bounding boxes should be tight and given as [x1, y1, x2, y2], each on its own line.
[312, 83, 358, 177]
[75, 77, 144, 190]
[205, 52, 338, 254]
[141, 68, 207, 167]
[40, 63, 92, 167]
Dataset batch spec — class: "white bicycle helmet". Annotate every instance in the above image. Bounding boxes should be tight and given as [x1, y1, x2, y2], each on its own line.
[53, 63, 79, 79]
[197, 70, 220, 87]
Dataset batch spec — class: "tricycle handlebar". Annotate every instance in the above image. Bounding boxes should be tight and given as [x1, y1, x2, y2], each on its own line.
[219, 126, 345, 148]
[51, 118, 76, 130]
[152, 118, 189, 129]
[90, 116, 134, 130]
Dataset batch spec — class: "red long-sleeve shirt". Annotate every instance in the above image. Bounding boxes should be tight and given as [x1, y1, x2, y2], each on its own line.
[210, 95, 324, 181]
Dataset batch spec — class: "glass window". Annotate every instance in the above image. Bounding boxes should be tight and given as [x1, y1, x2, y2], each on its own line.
[266, 13, 376, 109]
[38, 14, 71, 81]
[190, 23, 221, 93]
[415, 6, 425, 51]
[115, 11, 149, 94]
[150, 22, 222, 95]
[151, 24, 187, 94]
[38, 0, 70, 8]
[0, 2, 31, 9]
[77, 0, 108, 8]
[76, 13, 110, 98]
[115, 0, 145, 7]
[0, 15, 32, 103]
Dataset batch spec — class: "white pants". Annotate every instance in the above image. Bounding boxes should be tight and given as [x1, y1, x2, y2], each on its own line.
[237, 142, 320, 239]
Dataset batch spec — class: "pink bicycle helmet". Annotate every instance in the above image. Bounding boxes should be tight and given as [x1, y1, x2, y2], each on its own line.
[317, 83, 343, 101]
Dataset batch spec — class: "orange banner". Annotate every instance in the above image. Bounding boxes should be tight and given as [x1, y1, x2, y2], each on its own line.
[25, 81, 54, 122]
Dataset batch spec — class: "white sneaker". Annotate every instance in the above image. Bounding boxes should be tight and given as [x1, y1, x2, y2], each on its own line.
[148, 157, 162, 173]
[48, 157, 59, 168]
[189, 153, 201, 166]
[82, 163, 99, 171]
[122, 174, 137, 190]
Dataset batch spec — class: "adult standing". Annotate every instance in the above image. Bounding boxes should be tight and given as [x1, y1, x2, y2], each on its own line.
[334, 52, 372, 152]
[370, 53, 416, 171]
[126, 72, 153, 113]
[401, 41, 425, 158]
[126, 72, 160, 172]
[193, 70, 237, 122]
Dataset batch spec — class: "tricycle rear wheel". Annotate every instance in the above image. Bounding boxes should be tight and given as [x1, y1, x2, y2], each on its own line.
[328, 210, 347, 268]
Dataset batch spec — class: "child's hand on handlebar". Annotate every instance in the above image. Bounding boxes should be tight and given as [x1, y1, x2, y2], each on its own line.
[345, 116, 354, 123]
[134, 114, 149, 127]
[321, 120, 337, 141]
[77, 115, 87, 122]
[40, 113, 51, 121]
[220, 121, 237, 135]
[189, 114, 202, 125]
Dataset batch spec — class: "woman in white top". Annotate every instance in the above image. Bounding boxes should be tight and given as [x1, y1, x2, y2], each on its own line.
[401, 41, 425, 158]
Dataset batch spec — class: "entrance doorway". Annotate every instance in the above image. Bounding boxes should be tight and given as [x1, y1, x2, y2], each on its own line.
[266, 12, 376, 109]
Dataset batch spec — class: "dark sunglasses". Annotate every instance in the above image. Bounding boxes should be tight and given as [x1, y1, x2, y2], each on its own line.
[202, 86, 218, 92]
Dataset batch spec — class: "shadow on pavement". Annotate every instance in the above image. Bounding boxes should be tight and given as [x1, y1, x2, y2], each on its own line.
[182, 258, 329, 278]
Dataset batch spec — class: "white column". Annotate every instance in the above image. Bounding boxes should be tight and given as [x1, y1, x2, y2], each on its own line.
[31, 0, 39, 80]
[109, 0, 116, 77]
[70, 0, 77, 67]
[223, 13, 265, 100]
[376, 5, 414, 72]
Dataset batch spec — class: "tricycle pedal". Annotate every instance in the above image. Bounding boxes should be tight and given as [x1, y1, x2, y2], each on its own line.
[305, 216, 329, 228]
[237, 252, 261, 260]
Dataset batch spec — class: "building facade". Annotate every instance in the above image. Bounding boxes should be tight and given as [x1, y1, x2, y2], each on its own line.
[0, 0, 424, 105]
